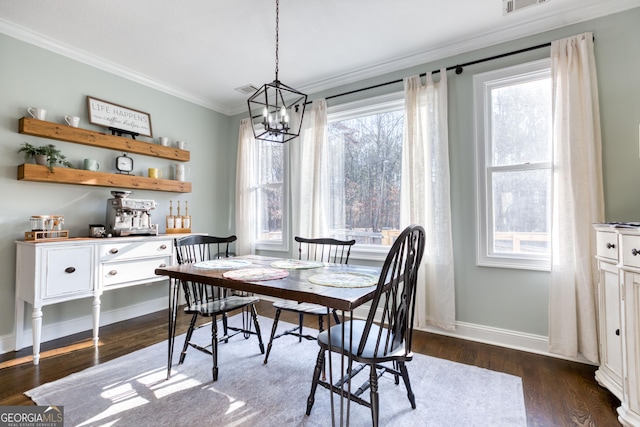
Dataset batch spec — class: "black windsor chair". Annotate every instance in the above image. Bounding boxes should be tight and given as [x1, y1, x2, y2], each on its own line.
[263, 236, 356, 365]
[305, 225, 426, 427]
[173, 235, 264, 381]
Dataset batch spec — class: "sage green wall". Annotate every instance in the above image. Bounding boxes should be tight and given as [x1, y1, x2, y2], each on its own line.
[2, 7, 638, 353]
[229, 8, 640, 337]
[0, 33, 234, 345]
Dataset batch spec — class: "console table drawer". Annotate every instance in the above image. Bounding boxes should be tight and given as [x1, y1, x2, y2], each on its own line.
[596, 230, 619, 261]
[102, 256, 171, 287]
[99, 240, 172, 262]
[621, 235, 640, 268]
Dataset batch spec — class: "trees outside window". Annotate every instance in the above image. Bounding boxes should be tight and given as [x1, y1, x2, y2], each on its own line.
[474, 59, 552, 270]
[327, 95, 404, 246]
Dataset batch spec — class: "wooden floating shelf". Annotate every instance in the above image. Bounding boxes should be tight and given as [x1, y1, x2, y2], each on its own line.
[19, 117, 190, 162]
[18, 164, 192, 193]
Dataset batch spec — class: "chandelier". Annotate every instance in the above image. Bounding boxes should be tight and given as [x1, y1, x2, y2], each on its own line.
[247, 0, 307, 143]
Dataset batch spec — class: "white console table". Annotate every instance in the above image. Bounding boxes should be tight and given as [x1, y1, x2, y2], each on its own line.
[15, 234, 192, 364]
[594, 225, 640, 426]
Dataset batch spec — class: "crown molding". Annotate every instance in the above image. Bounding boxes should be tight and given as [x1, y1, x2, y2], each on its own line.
[3, 0, 638, 118]
[228, 0, 640, 115]
[0, 17, 232, 116]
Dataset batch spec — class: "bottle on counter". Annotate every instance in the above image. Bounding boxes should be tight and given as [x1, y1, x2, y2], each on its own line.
[183, 201, 191, 229]
[175, 201, 183, 229]
[166, 200, 175, 229]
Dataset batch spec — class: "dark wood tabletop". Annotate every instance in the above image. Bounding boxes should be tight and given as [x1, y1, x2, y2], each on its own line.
[155, 254, 381, 312]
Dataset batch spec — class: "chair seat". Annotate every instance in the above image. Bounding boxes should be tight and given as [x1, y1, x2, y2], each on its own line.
[184, 295, 260, 317]
[318, 320, 411, 363]
[273, 300, 332, 315]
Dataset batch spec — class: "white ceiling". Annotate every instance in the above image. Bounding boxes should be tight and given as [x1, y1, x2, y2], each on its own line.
[1, 0, 638, 116]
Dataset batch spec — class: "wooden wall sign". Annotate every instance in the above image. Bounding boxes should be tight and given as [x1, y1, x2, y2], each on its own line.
[87, 96, 153, 138]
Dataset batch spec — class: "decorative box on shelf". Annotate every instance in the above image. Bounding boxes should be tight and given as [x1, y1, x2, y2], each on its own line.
[24, 230, 70, 241]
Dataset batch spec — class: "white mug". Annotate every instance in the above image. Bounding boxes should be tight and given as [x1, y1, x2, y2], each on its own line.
[65, 115, 80, 127]
[158, 137, 170, 146]
[83, 158, 100, 171]
[28, 107, 47, 120]
[174, 163, 190, 182]
[176, 140, 187, 150]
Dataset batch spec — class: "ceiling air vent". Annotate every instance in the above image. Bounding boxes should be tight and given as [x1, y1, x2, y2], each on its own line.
[234, 84, 259, 95]
[503, 0, 549, 15]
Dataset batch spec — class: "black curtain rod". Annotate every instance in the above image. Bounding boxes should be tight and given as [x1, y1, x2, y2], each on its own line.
[311, 41, 553, 105]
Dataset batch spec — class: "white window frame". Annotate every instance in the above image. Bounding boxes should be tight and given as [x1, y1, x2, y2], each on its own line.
[253, 139, 290, 253]
[328, 92, 405, 262]
[474, 58, 552, 271]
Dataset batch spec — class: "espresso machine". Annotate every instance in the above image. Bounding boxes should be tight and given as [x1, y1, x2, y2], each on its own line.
[105, 190, 158, 236]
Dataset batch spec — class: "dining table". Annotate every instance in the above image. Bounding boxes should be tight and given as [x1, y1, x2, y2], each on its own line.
[155, 253, 382, 425]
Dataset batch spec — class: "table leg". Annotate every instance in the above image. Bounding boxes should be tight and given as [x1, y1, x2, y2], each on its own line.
[167, 278, 180, 379]
[92, 295, 101, 346]
[14, 298, 25, 351]
[31, 305, 43, 365]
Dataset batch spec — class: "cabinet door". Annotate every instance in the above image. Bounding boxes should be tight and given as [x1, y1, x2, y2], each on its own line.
[41, 246, 94, 301]
[596, 261, 623, 399]
[623, 271, 640, 420]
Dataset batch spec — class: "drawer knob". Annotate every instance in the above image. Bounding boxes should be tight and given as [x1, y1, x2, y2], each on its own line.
[159, 244, 167, 250]
[64, 267, 76, 274]
[108, 270, 118, 276]
[616, 329, 620, 336]
[606, 243, 616, 249]
[109, 248, 119, 254]
[632, 249, 640, 256]
[159, 263, 167, 268]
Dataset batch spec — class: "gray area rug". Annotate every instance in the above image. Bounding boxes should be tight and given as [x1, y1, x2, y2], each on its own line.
[26, 315, 526, 426]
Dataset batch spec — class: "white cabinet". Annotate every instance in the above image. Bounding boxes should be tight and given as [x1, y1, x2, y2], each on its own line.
[15, 235, 188, 365]
[594, 225, 640, 426]
[15, 242, 96, 365]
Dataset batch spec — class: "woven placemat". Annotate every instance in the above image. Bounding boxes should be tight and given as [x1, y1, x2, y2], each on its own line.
[270, 259, 325, 270]
[223, 267, 289, 281]
[193, 259, 252, 269]
[308, 272, 378, 288]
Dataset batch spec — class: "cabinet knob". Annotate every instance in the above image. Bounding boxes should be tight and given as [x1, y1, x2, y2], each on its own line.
[632, 249, 640, 256]
[65, 267, 76, 274]
[109, 248, 119, 254]
[159, 244, 167, 250]
[606, 243, 616, 249]
[108, 270, 118, 276]
[616, 329, 620, 336]
[159, 263, 167, 268]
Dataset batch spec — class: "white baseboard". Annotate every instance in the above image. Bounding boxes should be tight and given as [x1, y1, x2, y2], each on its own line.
[0, 297, 167, 356]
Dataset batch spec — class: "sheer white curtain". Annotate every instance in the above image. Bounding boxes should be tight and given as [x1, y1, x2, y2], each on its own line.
[402, 70, 455, 331]
[291, 99, 330, 239]
[235, 118, 256, 255]
[548, 33, 604, 363]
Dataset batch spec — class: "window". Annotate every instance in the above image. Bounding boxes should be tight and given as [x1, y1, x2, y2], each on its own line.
[474, 59, 552, 270]
[254, 140, 289, 251]
[327, 93, 404, 255]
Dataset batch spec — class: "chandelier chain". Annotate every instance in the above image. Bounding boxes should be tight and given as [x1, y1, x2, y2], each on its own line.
[275, 0, 279, 82]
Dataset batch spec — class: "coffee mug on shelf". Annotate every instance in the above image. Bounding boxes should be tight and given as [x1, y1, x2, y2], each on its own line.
[176, 140, 187, 150]
[158, 137, 170, 146]
[65, 115, 80, 127]
[28, 107, 47, 120]
[148, 167, 163, 179]
[83, 159, 100, 171]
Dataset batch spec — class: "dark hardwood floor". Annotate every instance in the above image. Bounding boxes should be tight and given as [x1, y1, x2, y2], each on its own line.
[0, 300, 620, 426]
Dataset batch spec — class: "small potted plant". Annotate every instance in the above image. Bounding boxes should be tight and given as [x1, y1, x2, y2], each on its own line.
[18, 142, 74, 172]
